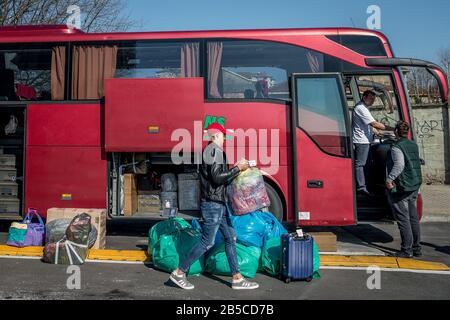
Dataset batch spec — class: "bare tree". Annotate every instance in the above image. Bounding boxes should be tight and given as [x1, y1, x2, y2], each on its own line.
[0, 0, 140, 32]
[438, 46, 450, 90]
[404, 67, 440, 105]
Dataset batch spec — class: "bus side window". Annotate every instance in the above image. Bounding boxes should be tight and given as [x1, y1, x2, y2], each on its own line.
[0, 44, 65, 101]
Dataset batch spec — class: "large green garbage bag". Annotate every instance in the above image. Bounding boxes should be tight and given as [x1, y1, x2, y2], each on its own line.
[313, 241, 321, 279]
[205, 243, 261, 278]
[260, 237, 321, 279]
[148, 218, 192, 254]
[152, 227, 204, 276]
[261, 237, 282, 276]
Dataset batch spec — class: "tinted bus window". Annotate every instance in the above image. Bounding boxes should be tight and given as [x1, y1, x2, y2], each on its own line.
[0, 44, 66, 101]
[115, 41, 200, 79]
[206, 40, 367, 100]
[296, 76, 349, 157]
[71, 41, 199, 99]
[326, 35, 387, 57]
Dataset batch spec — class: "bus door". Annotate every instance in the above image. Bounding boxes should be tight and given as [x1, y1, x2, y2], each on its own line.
[291, 73, 356, 226]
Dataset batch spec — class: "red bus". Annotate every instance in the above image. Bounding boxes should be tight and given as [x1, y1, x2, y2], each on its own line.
[0, 25, 447, 227]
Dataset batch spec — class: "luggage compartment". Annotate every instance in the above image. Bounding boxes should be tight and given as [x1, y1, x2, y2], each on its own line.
[0, 104, 25, 219]
[108, 152, 202, 219]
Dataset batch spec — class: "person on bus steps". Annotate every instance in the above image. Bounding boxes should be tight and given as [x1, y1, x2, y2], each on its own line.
[386, 121, 423, 259]
[352, 90, 395, 196]
[169, 123, 259, 290]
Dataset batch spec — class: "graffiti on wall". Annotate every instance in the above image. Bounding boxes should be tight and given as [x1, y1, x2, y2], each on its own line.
[413, 118, 444, 139]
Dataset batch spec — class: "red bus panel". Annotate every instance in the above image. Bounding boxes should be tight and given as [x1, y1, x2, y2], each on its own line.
[25, 103, 106, 218]
[25, 147, 107, 219]
[105, 78, 204, 152]
[27, 103, 102, 146]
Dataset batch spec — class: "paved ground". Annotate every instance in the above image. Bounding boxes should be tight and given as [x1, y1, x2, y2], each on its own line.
[1, 220, 449, 265]
[0, 257, 448, 300]
[342, 222, 450, 266]
[420, 184, 450, 221]
[0, 185, 448, 300]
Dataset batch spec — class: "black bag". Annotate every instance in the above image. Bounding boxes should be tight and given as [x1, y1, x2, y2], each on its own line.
[43, 213, 92, 265]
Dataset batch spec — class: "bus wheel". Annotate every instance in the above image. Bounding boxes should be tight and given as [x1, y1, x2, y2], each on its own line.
[265, 183, 283, 222]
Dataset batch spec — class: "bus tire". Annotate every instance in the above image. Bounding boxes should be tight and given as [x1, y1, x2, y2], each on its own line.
[265, 182, 284, 222]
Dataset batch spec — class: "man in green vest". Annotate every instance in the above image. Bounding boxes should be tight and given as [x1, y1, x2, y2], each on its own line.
[386, 121, 423, 258]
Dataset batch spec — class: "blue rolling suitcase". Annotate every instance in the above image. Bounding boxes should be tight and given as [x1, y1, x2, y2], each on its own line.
[281, 232, 314, 283]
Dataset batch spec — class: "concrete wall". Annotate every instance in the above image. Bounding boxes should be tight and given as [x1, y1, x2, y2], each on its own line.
[411, 104, 450, 184]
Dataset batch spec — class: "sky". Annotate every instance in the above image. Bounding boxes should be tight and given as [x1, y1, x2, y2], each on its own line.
[125, 0, 450, 66]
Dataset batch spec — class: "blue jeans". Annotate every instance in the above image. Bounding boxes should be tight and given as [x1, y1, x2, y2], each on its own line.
[354, 143, 371, 191]
[179, 201, 240, 275]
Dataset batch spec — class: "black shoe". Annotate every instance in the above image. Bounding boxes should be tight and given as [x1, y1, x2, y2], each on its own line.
[357, 189, 371, 196]
[393, 251, 413, 259]
[413, 251, 422, 257]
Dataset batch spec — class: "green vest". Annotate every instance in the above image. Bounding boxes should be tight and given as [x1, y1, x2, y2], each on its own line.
[393, 138, 422, 192]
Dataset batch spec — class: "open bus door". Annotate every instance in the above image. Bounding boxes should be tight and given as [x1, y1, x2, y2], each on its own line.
[365, 58, 449, 106]
[291, 73, 356, 226]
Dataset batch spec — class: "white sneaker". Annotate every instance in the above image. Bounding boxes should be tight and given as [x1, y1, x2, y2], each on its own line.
[169, 271, 195, 290]
[232, 278, 259, 290]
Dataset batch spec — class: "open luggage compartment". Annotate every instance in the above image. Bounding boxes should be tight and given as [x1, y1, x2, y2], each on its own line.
[0, 104, 25, 219]
[108, 152, 202, 220]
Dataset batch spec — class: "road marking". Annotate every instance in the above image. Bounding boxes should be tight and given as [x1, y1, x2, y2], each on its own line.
[320, 266, 450, 275]
[1, 245, 448, 271]
[0, 255, 42, 260]
[86, 259, 147, 265]
[1, 255, 449, 275]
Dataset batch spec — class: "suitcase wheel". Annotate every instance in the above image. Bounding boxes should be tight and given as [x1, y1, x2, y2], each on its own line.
[284, 278, 291, 284]
[306, 277, 312, 282]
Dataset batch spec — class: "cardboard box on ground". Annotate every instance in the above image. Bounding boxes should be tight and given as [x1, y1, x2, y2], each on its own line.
[308, 232, 337, 252]
[46, 208, 107, 249]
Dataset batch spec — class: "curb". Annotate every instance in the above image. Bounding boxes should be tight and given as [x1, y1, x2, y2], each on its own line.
[421, 215, 450, 223]
[0, 245, 449, 271]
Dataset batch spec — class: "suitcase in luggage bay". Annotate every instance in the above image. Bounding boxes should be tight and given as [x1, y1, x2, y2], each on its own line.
[281, 233, 314, 283]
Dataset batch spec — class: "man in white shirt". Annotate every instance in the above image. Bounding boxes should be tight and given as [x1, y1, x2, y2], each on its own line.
[352, 90, 394, 195]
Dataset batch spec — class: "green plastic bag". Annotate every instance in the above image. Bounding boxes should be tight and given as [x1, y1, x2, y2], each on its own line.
[205, 243, 261, 278]
[152, 227, 204, 276]
[261, 237, 321, 279]
[261, 237, 282, 276]
[313, 241, 321, 279]
[148, 218, 192, 255]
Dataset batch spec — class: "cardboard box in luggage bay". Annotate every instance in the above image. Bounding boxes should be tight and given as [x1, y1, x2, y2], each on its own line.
[0, 197, 20, 215]
[0, 168, 16, 182]
[138, 190, 160, 212]
[46, 208, 107, 249]
[0, 182, 19, 197]
[0, 154, 15, 167]
[123, 174, 138, 216]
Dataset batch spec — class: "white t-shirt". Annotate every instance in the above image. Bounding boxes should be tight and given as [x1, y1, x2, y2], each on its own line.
[352, 102, 376, 144]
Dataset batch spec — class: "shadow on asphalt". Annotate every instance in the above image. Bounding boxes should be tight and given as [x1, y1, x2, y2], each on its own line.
[342, 224, 398, 255]
[421, 242, 450, 256]
[106, 219, 158, 237]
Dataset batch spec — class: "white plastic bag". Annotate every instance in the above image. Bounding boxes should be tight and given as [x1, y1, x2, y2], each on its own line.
[4, 115, 18, 136]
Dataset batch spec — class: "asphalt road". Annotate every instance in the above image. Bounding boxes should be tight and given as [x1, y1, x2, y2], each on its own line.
[0, 257, 449, 300]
